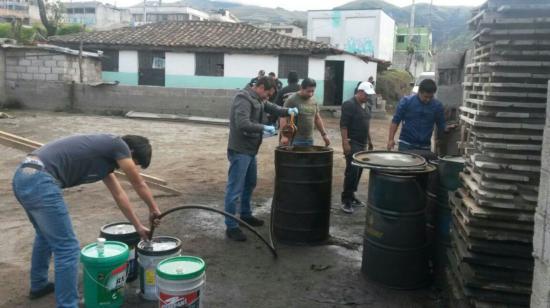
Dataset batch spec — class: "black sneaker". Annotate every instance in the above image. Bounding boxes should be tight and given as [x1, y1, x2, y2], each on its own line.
[341, 202, 354, 214]
[351, 197, 366, 208]
[240, 215, 264, 227]
[226, 228, 247, 241]
[29, 282, 55, 300]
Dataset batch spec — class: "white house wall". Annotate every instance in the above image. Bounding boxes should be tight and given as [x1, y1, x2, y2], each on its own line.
[224, 54, 278, 78]
[166, 52, 195, 75]
[307, 9, 395, 62]
[101, 50, 379, 102]
[378, 11, 396, 62]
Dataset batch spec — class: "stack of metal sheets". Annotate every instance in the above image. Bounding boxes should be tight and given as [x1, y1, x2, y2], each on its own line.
[449, 0, 550, 306]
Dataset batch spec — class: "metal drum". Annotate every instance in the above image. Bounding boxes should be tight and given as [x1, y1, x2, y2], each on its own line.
[354, 151, 432, 289]
[273, 146, 333, 244]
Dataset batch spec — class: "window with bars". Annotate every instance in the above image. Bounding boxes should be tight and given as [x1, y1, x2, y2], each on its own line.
[101, 50, 118, 72]
[278, 55, 308, 79]
[195, 53, 224, 76]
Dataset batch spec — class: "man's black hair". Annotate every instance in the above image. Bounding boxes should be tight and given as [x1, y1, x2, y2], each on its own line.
[301, 77, 316, 89]
[287, 71, 298, 84]
[268, 72, 276, 77]
[255, 76, 276, 90]
[419, 79, 437, 94]
[122, 135, 152, 169]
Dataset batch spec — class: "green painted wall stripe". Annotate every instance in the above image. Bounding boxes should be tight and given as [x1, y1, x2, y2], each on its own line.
[100, 72, 362, 107]
[102, 71, 138, 85]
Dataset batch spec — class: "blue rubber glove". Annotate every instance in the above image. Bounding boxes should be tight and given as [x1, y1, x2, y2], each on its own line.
[263, 125, 276, 135]
[287, 107, 299, 116]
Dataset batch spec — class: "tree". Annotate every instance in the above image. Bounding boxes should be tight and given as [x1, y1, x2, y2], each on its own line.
[37, 0, 65, 36]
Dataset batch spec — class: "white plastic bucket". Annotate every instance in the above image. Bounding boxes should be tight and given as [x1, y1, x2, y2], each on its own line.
[156, 256, 206, 308]
[137, 236, 182, 301]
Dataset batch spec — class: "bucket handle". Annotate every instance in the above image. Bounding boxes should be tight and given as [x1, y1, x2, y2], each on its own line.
[83, 266, 126, 291]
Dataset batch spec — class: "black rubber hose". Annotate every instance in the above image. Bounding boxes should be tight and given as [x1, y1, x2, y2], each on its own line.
[149, 205, 277, 258]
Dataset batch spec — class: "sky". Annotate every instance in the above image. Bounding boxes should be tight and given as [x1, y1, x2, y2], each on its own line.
[107, 0, 488, 10]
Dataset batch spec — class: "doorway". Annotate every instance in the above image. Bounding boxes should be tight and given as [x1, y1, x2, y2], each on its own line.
[138, 51, 165, 86]
[323, 60, 344, 105]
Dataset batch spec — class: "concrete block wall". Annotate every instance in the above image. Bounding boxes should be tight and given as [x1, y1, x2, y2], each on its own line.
[531, 81, 550, 307]
[4, 49, 101, 83]
[73, 84, 236, 118]
[5, 80, 71, 110]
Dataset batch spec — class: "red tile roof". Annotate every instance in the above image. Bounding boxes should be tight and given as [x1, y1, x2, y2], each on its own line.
[50, 21, 336, 55]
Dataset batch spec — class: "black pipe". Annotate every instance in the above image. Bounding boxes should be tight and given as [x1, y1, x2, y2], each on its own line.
[149, 205, 277, 258]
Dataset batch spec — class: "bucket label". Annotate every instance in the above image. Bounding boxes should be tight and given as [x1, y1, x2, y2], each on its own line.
[159, 290, 200, 308]
[97, 263, 127, 303]
[146, 269, 156, 285]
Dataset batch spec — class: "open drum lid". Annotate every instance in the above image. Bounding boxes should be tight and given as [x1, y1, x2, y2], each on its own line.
[353, 151, 427, 170]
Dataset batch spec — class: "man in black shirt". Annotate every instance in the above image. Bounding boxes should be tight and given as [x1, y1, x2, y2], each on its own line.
[275, 71, 300, 107]
[248, 70, 265, 87]
[340, 81, 375, 214]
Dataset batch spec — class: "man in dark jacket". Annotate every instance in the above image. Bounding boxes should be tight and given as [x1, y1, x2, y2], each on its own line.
[225, 77, 298, 241]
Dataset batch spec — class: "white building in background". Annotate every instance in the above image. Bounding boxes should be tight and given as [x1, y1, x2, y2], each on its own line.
[128, 2, 209, 25]
[51, 21, 383, 106]
[63, 1, 131, 30]
[209, 9, 239, 23]
[0, 0, 40, 24]
[307, 9, 395, 62]
[258, 23, 304, 38]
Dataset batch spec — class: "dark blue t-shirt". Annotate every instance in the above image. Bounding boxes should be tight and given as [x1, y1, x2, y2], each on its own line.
[33, 134, 131, 188]
[392, 95, 446, 147]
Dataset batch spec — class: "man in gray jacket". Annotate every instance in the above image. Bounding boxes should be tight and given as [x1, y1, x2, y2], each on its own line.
[224, 77, 298, 241]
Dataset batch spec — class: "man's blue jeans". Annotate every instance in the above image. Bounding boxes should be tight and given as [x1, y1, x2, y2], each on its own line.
[223, 150, 257, 229]
[292, 138, 314, 147]
[12, 165, 80, 308]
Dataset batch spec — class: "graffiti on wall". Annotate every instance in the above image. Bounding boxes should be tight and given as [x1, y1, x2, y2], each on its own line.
[344, 37, 375, 56]
[331, 11, 342, 28]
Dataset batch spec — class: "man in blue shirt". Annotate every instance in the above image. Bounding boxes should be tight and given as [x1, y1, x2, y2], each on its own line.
[387, 79, 447, 151]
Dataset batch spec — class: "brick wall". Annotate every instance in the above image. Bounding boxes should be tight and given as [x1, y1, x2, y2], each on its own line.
[4, 48, 101, 83]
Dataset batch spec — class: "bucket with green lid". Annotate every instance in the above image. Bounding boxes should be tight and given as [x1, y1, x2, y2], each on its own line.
[81, 238, 129, 308]
[156, 256, 206, 308]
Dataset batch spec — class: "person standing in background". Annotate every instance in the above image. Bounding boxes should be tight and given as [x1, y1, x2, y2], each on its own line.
[280, 78, 330, 147]
[340, 82, 375, 214]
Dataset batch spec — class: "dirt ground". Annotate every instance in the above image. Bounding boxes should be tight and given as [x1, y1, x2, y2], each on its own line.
[0, 110, 440, 308]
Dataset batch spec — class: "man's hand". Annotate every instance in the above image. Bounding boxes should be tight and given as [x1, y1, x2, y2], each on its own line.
[342, 139, 351, 156]
[287, 107, 299, 116]
[445, 124, 458, 132]
[280, 136, 290, 146]
[149, 208, 162, 227]
[387, 140, 396, 151]
[136, 224, 151, 241]
[368, 142, 374, 151]
[263, 125, 276, 135]
[322, 134, 331, 147]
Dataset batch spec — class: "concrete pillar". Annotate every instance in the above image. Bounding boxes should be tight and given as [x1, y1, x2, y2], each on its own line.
[531, 81, 550, 307]
[0, 49, 6, 105]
